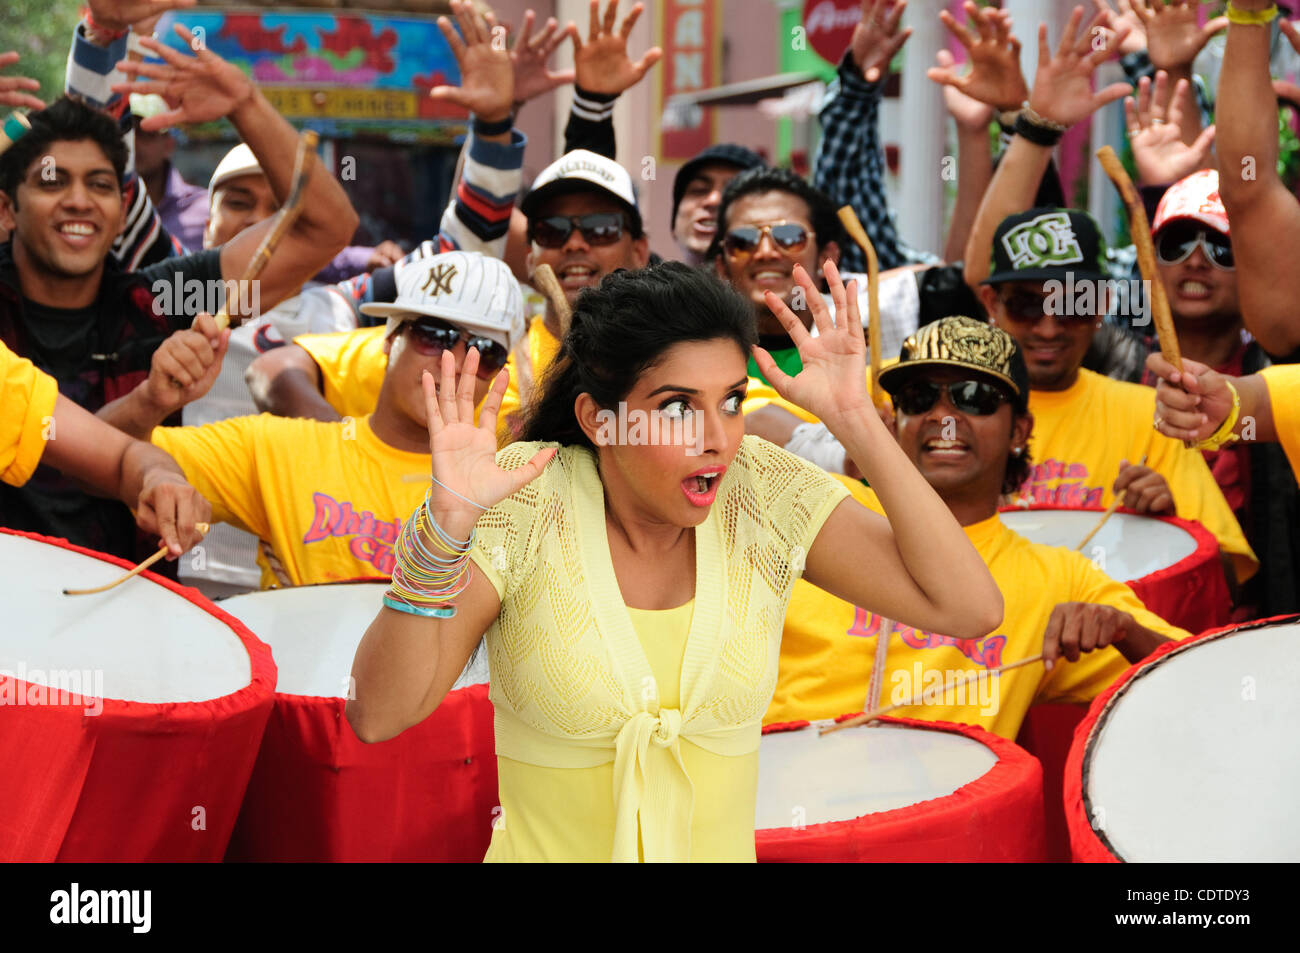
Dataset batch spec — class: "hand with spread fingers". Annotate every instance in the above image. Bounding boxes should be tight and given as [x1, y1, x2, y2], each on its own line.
[752, 261, 873, 431]
[571, 0, 663, 97]
[929, 1, 1027, 112]
[510, 9, 578, 105]
[849, 0, 912, 84]
[424, 348, 555, 530]
[1124, 70, 1215, 186]
[1112, 459, 1174, 514]
[1130, 0, 1227, 73]
[429, 0, 515, 123]
[1026, 5, 1133, 129]
[111, 24, 255, 129]
[1146, 351, 1233, 445]
[0, 52, 44, 111]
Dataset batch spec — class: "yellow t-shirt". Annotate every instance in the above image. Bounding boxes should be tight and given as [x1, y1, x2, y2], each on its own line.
[469, 435, 850, 862]
[151, 414, 429, 588]
[488, 599, 760, 862]
[496, 316, 561, 441]
[1259, 364, 1300, 477]
[1024, 369, 1256, 582]
[769, 479, 1191, 739]
[0, 341, 58, 487]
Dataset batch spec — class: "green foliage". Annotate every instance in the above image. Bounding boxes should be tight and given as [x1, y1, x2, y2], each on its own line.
[0, 0, 84, 108]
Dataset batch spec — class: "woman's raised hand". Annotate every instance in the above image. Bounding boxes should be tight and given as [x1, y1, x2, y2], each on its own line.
[751, 261, 873, 429]
[424, 347, 554, 524]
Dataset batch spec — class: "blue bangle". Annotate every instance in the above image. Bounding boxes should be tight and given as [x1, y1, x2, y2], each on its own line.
[383, 594, 457, 619]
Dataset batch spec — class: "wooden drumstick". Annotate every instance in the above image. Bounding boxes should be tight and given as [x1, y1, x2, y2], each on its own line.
[1075, 453, 1148, 552]
[532, 263, 573, 338]
[205, 129, 319, 333]
[1095, 146, 1181, 369]
[63, 523, 211, 596]
[836, 205, 885, 409]
[820, 651, 1046, 736]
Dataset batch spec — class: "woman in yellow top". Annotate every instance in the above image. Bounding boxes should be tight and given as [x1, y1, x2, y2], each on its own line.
[347, 261, 1003, 862]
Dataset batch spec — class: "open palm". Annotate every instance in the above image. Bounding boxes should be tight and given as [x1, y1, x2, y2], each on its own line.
[1027, 6, 1132, 129]
[113, 25, 253, 130]
[930, 3, 1026, 110]
[511, 10, 576, 104]
[1125, 73, 1214, 185]
[430, 0, 514, 122]
[424, 350, 554, 520]
[752, 262, 872, 427]
[572, 0, 662, 96]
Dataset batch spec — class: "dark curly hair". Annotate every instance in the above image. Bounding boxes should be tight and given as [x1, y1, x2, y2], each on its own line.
[705, 166, 845, 262]
[521, 261, 757, 449]
[0, 96, 127, 204]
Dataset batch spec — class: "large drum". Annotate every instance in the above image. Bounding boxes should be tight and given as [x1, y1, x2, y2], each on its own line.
[755, 716, 1046, 862]
[220, 581, 496, 862]
[999, 505, 1230, 633]
[1066, 616, 1300, 862]
[0, 529, 275, 861]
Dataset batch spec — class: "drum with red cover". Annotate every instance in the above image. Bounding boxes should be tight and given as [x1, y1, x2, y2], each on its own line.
[220, 581, 496, 862]
[755, 716, 1046, 862]
[0, 529, 275, 861]
[1066, 615, 1300, 862]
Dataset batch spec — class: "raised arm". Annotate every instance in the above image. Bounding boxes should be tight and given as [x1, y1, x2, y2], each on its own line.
[114, 24, 359, 318]
[964, 6, 1131, 287]
[752, 263, 1002, 640]
[1214, 5, 1300, 355]
[347, 350, 556, 743]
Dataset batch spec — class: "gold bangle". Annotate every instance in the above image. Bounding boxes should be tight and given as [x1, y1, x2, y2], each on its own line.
[1226, 3, 1279, 26]
[1191, 380, 1242, 451]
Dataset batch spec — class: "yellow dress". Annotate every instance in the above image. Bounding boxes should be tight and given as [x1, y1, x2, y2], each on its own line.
[470, 436, 849, 862]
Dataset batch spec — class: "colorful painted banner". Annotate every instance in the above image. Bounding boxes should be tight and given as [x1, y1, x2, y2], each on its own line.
[658, 0, 721, 161]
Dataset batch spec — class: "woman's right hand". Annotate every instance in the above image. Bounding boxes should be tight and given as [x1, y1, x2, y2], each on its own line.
[425, 347, 555, 528]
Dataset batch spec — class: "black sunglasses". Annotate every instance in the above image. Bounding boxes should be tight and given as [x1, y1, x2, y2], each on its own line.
[529, 212, 628, 248]
[996, 291, 1095, 325]
[405, 318, 508, 378]
[1155, 224, 1234, 270]
[894, 379, 1013, 417]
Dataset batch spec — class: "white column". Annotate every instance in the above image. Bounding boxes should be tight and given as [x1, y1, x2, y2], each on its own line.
[897, 0, 947, 255]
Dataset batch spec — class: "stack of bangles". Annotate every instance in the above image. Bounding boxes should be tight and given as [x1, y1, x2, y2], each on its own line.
[383, 483, 485, 619]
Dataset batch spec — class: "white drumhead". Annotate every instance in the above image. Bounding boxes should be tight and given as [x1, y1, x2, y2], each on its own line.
[1000, 509, 1196, 581]
[756, 722, 997, 829]
[1085, 621, 1300, 861]
[0, 533, 252, 703]
[219, 583, 488, 698]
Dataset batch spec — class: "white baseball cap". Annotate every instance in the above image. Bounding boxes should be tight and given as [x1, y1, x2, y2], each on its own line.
[208, 142, 262, 198]
[359, 250, 526, 353]
[521, 149, 642, 233]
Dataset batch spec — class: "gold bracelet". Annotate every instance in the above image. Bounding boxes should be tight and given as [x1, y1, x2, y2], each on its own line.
[1192, 380, 1242, 451]
[1226, 3, 1279, 26]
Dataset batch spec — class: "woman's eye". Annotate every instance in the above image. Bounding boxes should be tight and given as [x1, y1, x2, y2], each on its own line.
[723, 394, 743, 414]
[660, 398, 692, 419]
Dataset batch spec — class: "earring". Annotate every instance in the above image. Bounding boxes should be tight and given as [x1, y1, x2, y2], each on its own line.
[1012, 446, 1024, 457]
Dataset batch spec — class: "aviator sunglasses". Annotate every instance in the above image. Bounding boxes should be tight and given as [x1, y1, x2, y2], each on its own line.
[721, 222, 812, 263]
[894, 379, 1013, 417]
[528, 212, 628, 248]
[404, 317, 508, 378]
[1155, 224, 1234, 270]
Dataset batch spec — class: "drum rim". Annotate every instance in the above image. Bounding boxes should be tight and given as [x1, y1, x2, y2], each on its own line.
[755, 714, 1043, 855]
[0, 527, 277, 713]
[1067, 612, 1300, 862]
[996, 503, 1217, 586]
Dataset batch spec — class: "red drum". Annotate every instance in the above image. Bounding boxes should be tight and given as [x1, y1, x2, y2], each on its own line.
[1066, 616, 1300, 862]
[0, 529, 275, 861]
[220, 581, 496, 862]
[755, 716, 1046, 862]
[999, 505, 1230, 633]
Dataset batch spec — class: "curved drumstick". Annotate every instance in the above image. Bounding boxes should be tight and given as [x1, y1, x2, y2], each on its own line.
[63, 523, 211, 596]
[1075, 453, 1147, 552]
[206, 129, 319, 332]
[820, 651, 1046, 735]
[1095, 146, 1181, 369]
[532, 263, 573, 338]
[836, 205, 885, 409]
[0, 111, 32, 156]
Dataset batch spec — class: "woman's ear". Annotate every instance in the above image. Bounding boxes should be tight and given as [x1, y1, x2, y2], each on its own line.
[574, 392, 609, 447]
[1012, 409, 1034, 456]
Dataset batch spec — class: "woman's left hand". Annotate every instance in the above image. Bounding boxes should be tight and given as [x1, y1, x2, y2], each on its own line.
[752, 261, 873, 429]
